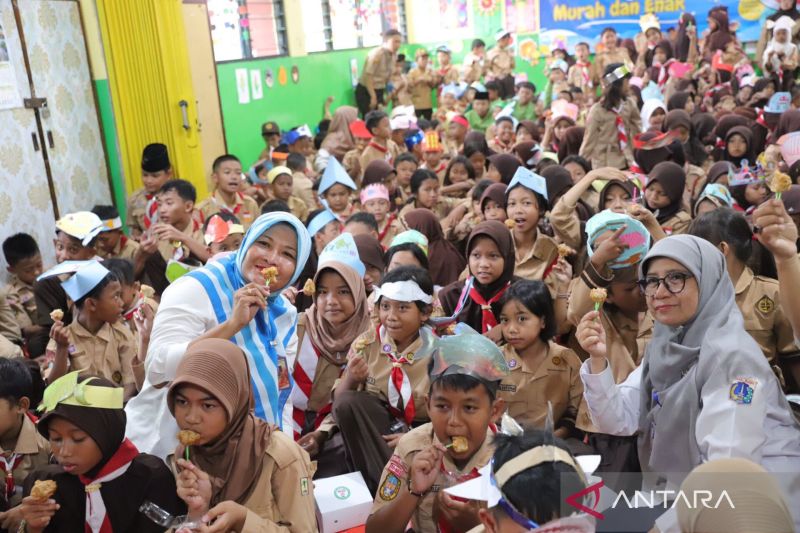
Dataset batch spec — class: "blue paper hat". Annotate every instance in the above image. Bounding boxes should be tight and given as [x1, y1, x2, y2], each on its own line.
[404, 129, 424, 151]
[390, 229, 429, 256]
[442, 82, 467, 99]
[641, 82, 664, 102]
[507, 167, 548, 200]
[282, 124, 312, 146]
[318, 157, 357, 195]
[248, 159, 273, 185]
[38, 260, 111, 301]
[697, 183, 733, 209]
[765, 92, 791, 114]
[318, 233, 365, 278]
[307, 206, 338, 237]
[586, 210, 651, 269]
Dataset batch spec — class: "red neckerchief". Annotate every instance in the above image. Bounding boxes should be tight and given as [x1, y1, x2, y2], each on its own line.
[122, 293, 144, 322]
[378, 325, 417, 425]
[144, 193, 154, 201]
[467, 281, 510, 333]
[613, 105, 628, 152]
[576, 60, 592, 84]
[0, 453, 24, 500]
[368, 141, 388, 153]
[292, 338, 337, 440]
[378, 212, 397, 243]
[78, 438, 139, 533]
[143, 197, 158, 229]
[754, 108, 769, 129]
[493, 137, 512, 152]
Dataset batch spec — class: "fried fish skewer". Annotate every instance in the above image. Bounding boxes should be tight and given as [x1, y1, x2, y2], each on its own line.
[178, 430, 201, 460]
[261, 267, 278, 286]
[445, 436, 469, 453]
[31, 479, 57, 501]
[590, 288, 607, 312]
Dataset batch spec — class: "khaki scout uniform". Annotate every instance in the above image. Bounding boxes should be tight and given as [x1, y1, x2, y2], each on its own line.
[96, 235, 140, 261]
[360, 140, 403, 172]
[339, 326, 431, 424]
[359, 47, 395, 91]
[735, 268, 799, 386]
[659, 210, 692, 236]
[512, 230, 560, 293]
[292, 171, 317, 212]
[371, 423, 495, 533]
[287, 195, 309, 222]
[46, 319, 136, 388]
[0, 415, 50, 506]
[499, 342, 583, 430]
[378, 214, 404, 249]
[156, 219, 205, 264]
[126, 188, 155, 239]
[435, 64, 461, 86]
[485, 46, 515, 80]
[0, 288, 23, 346]
[407, 67, 436, 111]
[196, 190, 260, 230]
[6, 275, 37, 328]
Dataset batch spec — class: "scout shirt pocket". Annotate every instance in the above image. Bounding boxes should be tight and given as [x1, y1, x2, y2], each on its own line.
[744, 296, 777, 363]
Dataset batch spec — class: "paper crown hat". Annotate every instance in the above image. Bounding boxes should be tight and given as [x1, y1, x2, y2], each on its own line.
[586, 210, 651, 269]
[729, 160, 759, 187]
[430, 323, 509, 382]
[38, 260, 111, 302]
[422, 131, 443, 152]
[100, 215, 122, 231]
[56, 211, 105, 246]
[318, 233, 365, 278]
[360, 183, 390, 205]
[641, 81, 664, 102]
[390, 114, 417, 131]
[550, 99, 578, 124]
[39, 372, 123, 414]
[307, 206, 339, 237]
[204, 215, 244, 245]
[390, 229, 429, 256]
[267, 165, 292, 184]
[319, 157, 357, 195]
[507, 166, 548, 200]
[640, 13, 660, 33]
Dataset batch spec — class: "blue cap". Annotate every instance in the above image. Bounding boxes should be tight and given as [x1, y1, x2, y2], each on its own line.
[38, 260, 111, 302]
[318, 233, 365, 277]
[507, 167, 548, 200]
[404, 129, 424, 151]
[318, 157, 357, 196]
[307, 207, 338, 237]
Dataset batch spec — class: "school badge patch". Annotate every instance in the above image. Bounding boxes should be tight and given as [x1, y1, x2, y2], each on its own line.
[301, 477, 309, 496]
[379, 473, 401, 501]
[756, 296, 774, 314]
[729, 378, 757, 405]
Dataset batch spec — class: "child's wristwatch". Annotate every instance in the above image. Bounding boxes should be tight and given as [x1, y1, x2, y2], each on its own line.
[407, 479, 426, 498]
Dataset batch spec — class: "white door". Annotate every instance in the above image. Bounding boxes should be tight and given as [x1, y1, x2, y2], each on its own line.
[17, 0, 111, 216]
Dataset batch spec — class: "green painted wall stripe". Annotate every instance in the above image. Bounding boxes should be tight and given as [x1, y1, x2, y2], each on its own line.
[94, 78, 127, 224]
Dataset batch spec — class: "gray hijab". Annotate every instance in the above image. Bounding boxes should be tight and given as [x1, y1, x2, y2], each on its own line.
[636, 235, 762, 481]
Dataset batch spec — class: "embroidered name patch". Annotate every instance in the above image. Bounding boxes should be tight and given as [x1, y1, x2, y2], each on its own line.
[499, 384, 517, 392]
[379, 474, 401, 501]
[387, 455, 407, 478]
[729, 378, 757, 405]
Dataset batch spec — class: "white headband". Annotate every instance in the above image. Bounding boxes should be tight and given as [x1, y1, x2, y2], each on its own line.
[373, 280, 433, 304]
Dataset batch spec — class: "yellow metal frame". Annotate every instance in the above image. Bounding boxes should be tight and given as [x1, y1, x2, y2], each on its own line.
[95, 0, 207, 197]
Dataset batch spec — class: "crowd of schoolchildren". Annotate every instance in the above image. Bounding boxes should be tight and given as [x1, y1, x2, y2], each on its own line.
[2, 4, 800, 532]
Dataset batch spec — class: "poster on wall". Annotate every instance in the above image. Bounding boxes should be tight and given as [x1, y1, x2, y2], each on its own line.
[235, 68, 250, 104]
[250, 69, 263, 100]
[0, 20, 22, 110]
[504, 0, 538, 34]
[537, 0, 764, 48]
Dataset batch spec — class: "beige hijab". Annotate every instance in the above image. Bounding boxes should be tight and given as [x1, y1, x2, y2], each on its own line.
[305, 260, 371, 365]
[321, 106, 358, 159]
[168, 339, 271, 505]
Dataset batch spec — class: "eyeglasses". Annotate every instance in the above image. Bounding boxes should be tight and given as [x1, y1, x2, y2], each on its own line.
[637, 271, 693, 296]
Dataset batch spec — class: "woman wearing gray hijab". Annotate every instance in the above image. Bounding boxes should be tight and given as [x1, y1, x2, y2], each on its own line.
[575, 235, 800, 532]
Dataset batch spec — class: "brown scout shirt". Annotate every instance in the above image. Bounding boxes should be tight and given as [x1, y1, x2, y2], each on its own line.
[0, 288, 22, 346]
[371, 422, 495, 533]
[0, 415, 50, 506]
[6, 275, 37, 328]
[486, 46, 515, 79]
[512, 230, 559, 287]
[125, 188, 154, 239]
[156, 219, 205, 264]
[292, 171, 317, 212]
[359, 46, 395, 90]
[407, 67, 436, 111]
[378, 215, 404, 249]
[196, 190, 260, 230]
[659, 210, 692, 236]
[338, 326, 431, 424]
[46, 319, 136, 388]
[360, 140, 402, 173]
[287, 196, 309, 223]
[96, 235, 140, 261]
[499, 342, 583, 431]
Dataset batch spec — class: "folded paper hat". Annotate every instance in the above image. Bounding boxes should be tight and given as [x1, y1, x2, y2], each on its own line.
[204, 214, 244, 245]
[39, 372, 123, 414]
[267, 165, 292, 184]
[360, 183, 390, 205]
[640, 13, 660, 33]
[319, 157, 357, 195]
[765, 92, 791, 115]
[404, 129, 425, 150]
[248, 159, 273, 185]
[550, 99, 578, 124]
[307, 205, 339, 237]
[349, 120, 373, 139]
[441, 82, 467, 99]
[668, 62, 693, 79]
[495, 29, 511, 41]
[100, 216, 122, 231]
[549, 59, 569, 73]
[56, 211, 105, 246]
[641, 81, 664, 102]
[391, 105, 416, 119]
[38, 260, 111, 302]
[430, 323, 509, 382]
[507, 166, 548, 200]
[390, 114, 417, 130]
[695, 183, 734, 214]
[778, 132, 800, 168]
[586, 210, 651, 269]
[390, 229, 429, 256]
[318, 233, 365, 278]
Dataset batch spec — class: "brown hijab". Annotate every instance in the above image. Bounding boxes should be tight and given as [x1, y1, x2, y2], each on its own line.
[321, 106, 358, 159]
[480, 183, 507, 213]
[167, 339, 271, 506]
[354, 234, 386, 272]
[556, 126, 585, 162]
[307, 260, 371, 364]
[402, 208, 466, 286]
[775, 110, 800, 141]
[645, 161, 686, 223]
[488, 153, 522, 185]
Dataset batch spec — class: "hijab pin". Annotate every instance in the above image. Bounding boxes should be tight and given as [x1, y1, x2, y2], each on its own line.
[652, 390, 661, 406]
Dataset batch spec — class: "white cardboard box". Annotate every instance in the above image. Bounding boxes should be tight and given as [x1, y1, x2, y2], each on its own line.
[314, 471, 373, 533]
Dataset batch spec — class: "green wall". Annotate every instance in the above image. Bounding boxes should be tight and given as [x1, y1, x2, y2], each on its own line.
[94, 78, 127, 223]
[217, 37, 549, 168]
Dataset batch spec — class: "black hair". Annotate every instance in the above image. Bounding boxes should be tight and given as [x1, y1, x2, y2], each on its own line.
[601, 62, 627, 111]
[485, 80, 501, 93]
[601, 26, 617, 36]
[91, 205, 120, 222]
[498, 280, 557, 342]
[576, 41, 590, 50]
[507, 181, 549, 214]
[212, 154, 240, 173]
[569, 87, 584, 97]
[410, 169, 438, 195]
[427, 370, 497, 402]
[383, 28, 401, 39]
[688, 207, 752, 263]
[202, 211, 241, 232]
[3, 233, 40, 266]
[443, 155, 476, 186]
[491, 430, 586, 524]
[471, 38, 486, 49]
[560, 155, 591, 173]
[365, 110, 388, 134]
[535, 158, 558, 175]
[417, 118, 433, 132]
[384, 242, 429, 270]
[74, 271, 119, 310]
[262, 199, 291, 215]
[103, 258, 135, 286]
[394, 152, 419, 168]
[159, 179, 196, 203]
[0, 357, 33, 402]
[377, 265, 433, 312]
[558, 90, 574, 103]
[464, 141, 490, 163]
[345, 212, 379, 233]
[495, 116, 514, 127]
[471, 178, 494, 201]
[286, 152, 307, 172]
